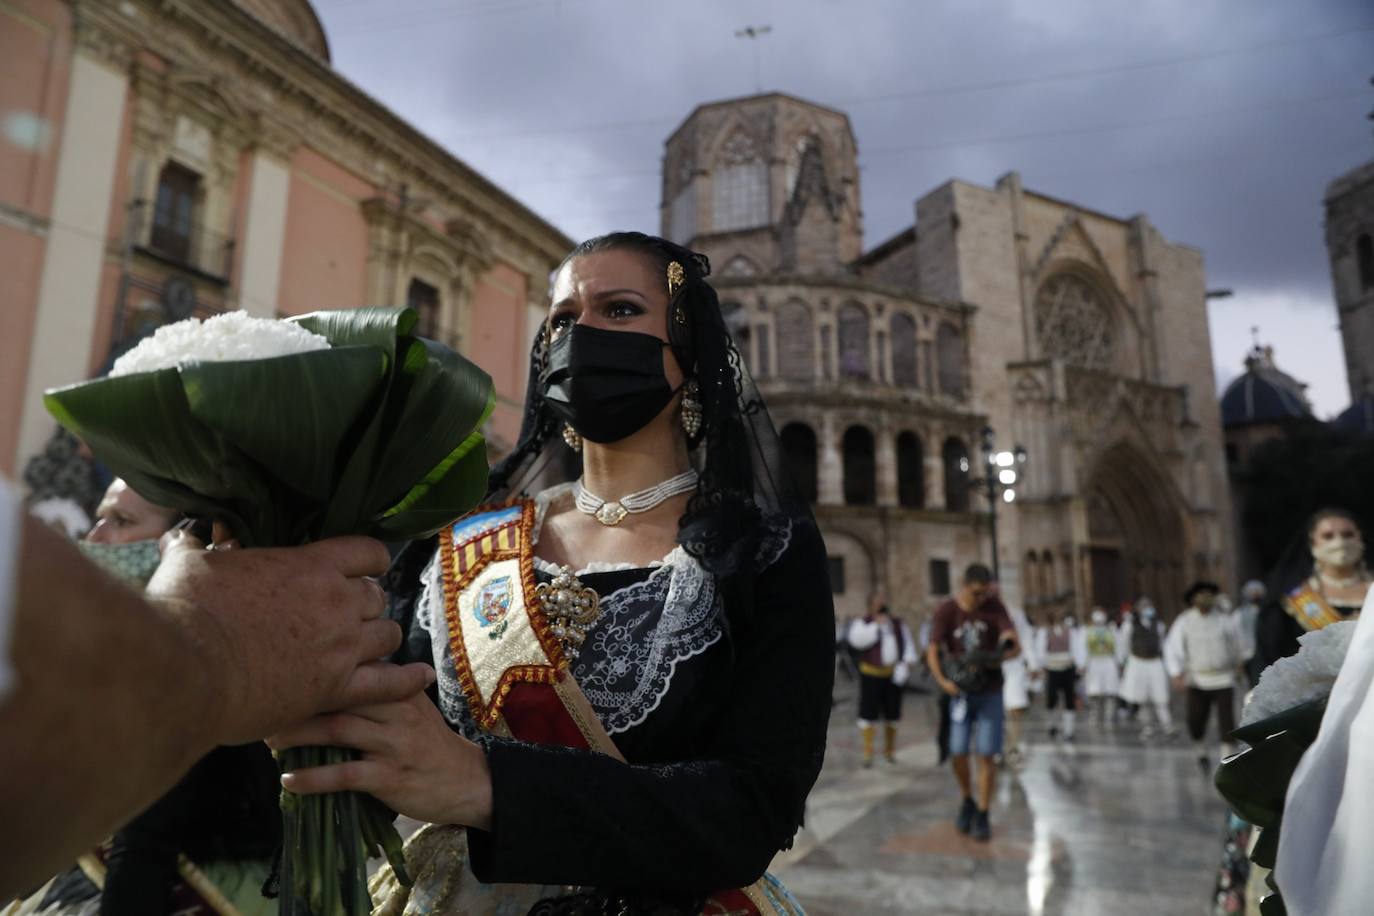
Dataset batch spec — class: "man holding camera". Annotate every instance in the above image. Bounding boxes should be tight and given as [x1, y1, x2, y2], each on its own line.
[927, 564, 1020, 841]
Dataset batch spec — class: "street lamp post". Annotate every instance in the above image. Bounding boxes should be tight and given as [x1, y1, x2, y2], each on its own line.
[971, 426, 1027, 582]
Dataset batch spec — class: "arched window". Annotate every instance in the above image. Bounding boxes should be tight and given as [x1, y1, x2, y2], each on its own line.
[937, 323, 965, 397]
[712, 129, 768, 232]
[1041, 549, 1056, 597]
[720, 300, 752, 369]
[896, 431, 924, 508]
[776, 299, 815, 380]
[891, 313, 918, 387]
[780, 423, 818, 503]
[1034, 272, 1116, 369]
[842, 426, 876, 506]
[1359, 234, 1374, 292]
[942, 437, 970, 512]
[837, 302, 871, 379]
[669, 181, 696, 245]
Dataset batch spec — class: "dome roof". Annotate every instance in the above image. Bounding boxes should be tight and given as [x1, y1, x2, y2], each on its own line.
[1220, 345, 1312, 428]
[233, 0, 330, 62]
[1333, 395, 1374, 438]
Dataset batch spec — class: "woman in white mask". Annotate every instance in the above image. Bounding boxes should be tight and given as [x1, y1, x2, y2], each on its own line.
[1257, 508, 1369, 671]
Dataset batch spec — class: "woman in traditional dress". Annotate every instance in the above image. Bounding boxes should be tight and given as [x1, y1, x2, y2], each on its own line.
[270, 232, 834, 915]
[1257, 508, 1370, 670]
[1080, 607, 1121, 726]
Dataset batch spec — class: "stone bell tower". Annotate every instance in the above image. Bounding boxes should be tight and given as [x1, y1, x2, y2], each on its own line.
[660, 93, 863, 278]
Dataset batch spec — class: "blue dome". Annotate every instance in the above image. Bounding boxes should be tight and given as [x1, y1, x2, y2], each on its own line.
[1220, 346, 1312, 428]
[1333, 396, 1374, 438]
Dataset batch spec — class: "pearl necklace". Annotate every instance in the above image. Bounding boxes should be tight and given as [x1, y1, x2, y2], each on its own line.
[574, 469, 699, 527]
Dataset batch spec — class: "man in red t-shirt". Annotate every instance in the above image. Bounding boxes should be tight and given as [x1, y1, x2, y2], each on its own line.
[926, 563, 1019, 841]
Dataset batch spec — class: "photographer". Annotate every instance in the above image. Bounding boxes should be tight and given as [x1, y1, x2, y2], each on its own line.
[926, 564, 1019, 842]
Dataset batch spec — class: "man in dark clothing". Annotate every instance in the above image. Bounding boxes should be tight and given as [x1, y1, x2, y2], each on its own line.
[927, 564, 1019, 842]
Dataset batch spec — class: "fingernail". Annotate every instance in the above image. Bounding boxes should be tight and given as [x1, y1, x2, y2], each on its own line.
[280, 772, 297, 788]
[425, 667, 437, 686]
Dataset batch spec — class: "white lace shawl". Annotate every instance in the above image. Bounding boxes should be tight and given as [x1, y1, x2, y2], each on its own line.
[415, 485, 792, 738]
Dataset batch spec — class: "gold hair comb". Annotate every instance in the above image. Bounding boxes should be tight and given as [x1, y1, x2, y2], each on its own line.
[667, 261, 685, 298]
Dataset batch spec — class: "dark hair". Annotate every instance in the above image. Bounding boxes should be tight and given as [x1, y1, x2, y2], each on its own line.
[1183, 580, 1221, 604]
[1307, 507, 1362, 539]
[964, 563, 993, 586]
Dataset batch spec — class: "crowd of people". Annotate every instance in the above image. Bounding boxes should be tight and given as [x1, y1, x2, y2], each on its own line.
[2, 230, 1371, 913]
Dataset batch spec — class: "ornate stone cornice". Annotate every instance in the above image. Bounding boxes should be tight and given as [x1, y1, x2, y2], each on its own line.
[70, 2, 138, 70]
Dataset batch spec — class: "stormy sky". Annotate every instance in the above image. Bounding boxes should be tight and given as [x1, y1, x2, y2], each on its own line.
[313, 0, 1373, 416]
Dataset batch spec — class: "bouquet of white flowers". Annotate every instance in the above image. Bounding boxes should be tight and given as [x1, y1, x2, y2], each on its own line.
[1215, 621, 1358, 916]
[46, 307, 494, 915]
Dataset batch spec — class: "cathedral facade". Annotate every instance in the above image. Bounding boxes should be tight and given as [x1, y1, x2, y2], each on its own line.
[662, 93, 1234, 623]
[1326, 159, 1374, 402]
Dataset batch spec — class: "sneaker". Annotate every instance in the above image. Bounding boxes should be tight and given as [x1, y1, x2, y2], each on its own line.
[971, 809, 991, 842]
[1048, 726, 1059, 740]
[1006, 747, 1024, 769]
[862, 756, 874, 769]
[956, 797, 977, 834]
[1197, 754, 1210, 772]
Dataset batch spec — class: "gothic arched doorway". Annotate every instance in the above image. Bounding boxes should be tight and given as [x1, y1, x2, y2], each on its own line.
[1082, 443, 1189, 617]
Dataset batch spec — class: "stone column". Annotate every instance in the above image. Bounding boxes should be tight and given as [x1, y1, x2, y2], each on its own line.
[17, 45, 130, 466]
[925, 426, 947, 510]
[818, 412, 843, 506]
[876, 424, 897, 507]
[238, 142, 292, 317]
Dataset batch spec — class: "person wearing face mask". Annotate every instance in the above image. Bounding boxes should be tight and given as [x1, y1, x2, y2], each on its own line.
[1256, 508, 1370, 672]
[1033, 608, 1086, 742]
[1081, 607, 1121, 727]
[76, 478, 179, 587]
[1165, 582, 1244, 770]
[18, 480, 291, 916]
[1118, 599, 1174, 739]
[1233, 580, 1266, 687]
[270, 233, 830, 914]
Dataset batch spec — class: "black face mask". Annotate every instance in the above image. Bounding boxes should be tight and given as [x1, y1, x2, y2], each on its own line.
[541, 324, 678, 444]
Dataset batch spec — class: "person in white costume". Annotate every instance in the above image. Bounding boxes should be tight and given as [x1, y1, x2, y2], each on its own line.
[1234, 580, 1265, 686]
[1274, 587, 1374, 916]
[848, 597, 919, 766]
[1165, 581, 1244, 770]
[1034, 610, 1085, 741]
[1081, 607, 1121, 725]
[1000, 605, 1038, 766]
[1118, 598, 1175, 738]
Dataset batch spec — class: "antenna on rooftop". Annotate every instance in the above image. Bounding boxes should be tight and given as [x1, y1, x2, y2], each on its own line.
[735, 25, 772, 94]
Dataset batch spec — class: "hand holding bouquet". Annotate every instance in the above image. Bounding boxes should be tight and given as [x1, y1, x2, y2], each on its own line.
[46, 307, 495, 915]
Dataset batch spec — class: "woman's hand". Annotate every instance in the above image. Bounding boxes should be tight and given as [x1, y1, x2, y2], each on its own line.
[267, 690, 493, 830]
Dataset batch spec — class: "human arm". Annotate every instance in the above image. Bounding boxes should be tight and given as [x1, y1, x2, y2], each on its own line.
[0, 517, 427, 899]
[277, 521, 838, 894]
[1072, 628, 1088, 672]
[924, 604, 960, 696]
[1163, 619, 1186, 687]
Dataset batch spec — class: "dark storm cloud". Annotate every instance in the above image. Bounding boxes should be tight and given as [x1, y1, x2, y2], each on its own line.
[314, 0, 1373, 412]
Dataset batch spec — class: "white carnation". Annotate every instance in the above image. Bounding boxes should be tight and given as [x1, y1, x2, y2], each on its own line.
[110, 311, 329, 377]
[1240, 621, 1358, 727]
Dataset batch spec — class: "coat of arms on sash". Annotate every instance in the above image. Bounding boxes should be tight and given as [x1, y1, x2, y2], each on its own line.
[475, 575, 514, 640]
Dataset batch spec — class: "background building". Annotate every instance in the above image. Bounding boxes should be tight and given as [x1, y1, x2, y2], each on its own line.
[663, 92, 1235, 623]
[1326, 159, 1374, 404]
[1, 0, 570, 478]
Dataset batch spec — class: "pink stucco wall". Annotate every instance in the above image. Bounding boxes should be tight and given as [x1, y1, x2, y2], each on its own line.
[276, 145, 373, 315]
[0, 0, 69, 220]
[469, 262, 530, 448]
[0, 229, 46, 473]
[0, 0, 70, 473]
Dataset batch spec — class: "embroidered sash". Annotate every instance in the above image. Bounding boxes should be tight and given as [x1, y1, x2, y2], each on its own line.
[1283, 581, 1347, 632]
[439, 501, 801, 916]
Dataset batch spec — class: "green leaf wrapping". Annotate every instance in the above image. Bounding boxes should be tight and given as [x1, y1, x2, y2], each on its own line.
[45, 306, 495, 914]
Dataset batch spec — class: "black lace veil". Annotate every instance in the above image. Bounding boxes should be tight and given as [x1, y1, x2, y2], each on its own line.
[487, 232, 815, 629]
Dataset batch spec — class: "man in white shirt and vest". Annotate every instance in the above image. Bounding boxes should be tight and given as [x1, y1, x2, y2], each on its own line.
[1164, 580, 1244, 770]
[848, 595, 918, 766]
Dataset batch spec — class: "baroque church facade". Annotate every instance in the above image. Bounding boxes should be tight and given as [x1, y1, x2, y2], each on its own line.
[661, 93, 1233, 623]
